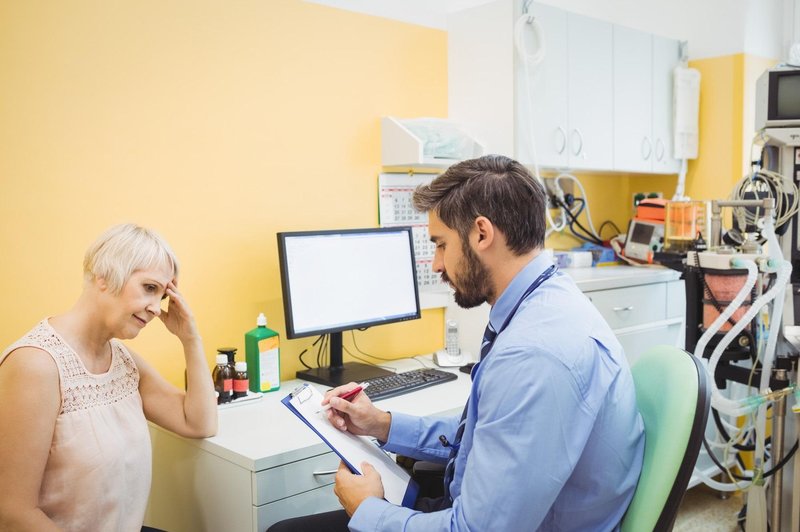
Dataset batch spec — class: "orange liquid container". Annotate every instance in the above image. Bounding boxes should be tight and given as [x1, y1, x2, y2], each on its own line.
[664, 201, 708, 252]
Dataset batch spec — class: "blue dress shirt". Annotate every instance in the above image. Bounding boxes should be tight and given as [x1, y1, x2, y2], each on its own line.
[348, 253, 645, 531]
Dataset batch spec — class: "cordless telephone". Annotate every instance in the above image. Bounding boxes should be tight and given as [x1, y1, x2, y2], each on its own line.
[434, 320, 469, 367]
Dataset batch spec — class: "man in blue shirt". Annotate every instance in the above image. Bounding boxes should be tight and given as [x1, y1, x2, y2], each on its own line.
[268, 154, 644, 531]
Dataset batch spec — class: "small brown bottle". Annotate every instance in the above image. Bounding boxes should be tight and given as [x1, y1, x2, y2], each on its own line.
[218, 347, 237, 382]
[233, 361, 249, 399]
[212, 354, 233, 404]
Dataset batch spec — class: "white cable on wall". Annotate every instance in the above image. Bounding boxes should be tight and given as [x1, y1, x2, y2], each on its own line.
[554, 172, 603, 241]
[513, 8, 567, 235]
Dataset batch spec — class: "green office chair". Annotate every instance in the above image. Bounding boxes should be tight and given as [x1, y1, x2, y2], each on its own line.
[621, 344, 711, 532]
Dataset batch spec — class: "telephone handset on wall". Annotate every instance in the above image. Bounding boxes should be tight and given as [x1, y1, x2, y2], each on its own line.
[434, 320, 470, 367]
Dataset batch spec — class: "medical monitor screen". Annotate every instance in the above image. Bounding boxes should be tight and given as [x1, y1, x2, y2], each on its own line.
[776, 74, 800, 119]
[768, 70, 800, 121]
[630, 222, 655, 245]
[277, 227, 421, 339]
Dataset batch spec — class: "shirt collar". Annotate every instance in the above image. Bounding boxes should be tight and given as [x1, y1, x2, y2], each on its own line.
[487, 251, 554, 333]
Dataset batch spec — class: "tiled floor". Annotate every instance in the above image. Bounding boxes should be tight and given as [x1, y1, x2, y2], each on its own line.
[673, 484, 743, 532]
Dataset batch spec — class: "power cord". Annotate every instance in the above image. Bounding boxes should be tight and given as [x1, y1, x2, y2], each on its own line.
[297, 335, 325, 370]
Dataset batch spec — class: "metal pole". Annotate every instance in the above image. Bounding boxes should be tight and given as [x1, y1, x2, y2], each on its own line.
[792, 412, 800, 532]
[770, 369, 787, 532]
[708, 198, 775, 251]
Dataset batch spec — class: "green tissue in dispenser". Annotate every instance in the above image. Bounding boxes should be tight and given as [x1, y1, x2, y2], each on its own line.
[245, 313, 280, 392]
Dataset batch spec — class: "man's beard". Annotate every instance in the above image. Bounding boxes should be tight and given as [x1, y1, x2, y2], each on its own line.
[442, 242, 493, 309]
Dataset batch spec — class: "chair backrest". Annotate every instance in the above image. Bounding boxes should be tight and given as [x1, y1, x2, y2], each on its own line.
[620, 344, 710, 532]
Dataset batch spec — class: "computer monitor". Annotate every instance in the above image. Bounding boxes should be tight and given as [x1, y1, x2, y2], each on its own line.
[277, 226, 421, 387]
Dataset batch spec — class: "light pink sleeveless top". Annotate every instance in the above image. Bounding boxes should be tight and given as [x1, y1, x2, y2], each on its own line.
[0, 320, 151, 532]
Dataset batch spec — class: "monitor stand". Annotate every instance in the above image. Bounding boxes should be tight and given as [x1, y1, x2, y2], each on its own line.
[296, 362, 394, 388]
[294, 332, 395, 388]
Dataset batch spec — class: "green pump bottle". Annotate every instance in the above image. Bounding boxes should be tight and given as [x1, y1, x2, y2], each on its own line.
[245, 313, 280, 392]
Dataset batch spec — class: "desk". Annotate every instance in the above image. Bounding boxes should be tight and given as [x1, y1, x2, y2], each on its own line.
[146, 266, 685, 531]
[144, 358, 470, 532]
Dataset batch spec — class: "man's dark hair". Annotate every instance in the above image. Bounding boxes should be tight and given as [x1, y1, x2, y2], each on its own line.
[412, 154, 547, 255]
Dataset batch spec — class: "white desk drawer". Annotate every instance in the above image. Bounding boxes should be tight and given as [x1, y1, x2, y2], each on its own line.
[586, 283, 667, 330]
[257, 483, 342, 530]
[254, 451, 340, 505]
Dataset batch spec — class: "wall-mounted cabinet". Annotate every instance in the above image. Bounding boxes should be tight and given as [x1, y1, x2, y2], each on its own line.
[613, 27, 681, 174]
[516, 4, 613, 170]
[449, 0, 681, 175]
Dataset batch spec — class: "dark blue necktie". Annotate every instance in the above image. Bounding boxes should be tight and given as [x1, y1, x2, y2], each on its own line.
[441, 264, 557, 502]
[480, 321, 498, 360]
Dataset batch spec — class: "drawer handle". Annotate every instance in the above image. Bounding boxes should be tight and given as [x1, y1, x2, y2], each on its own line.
[613, 306, 634, 312]
[312, 469, 338, 476]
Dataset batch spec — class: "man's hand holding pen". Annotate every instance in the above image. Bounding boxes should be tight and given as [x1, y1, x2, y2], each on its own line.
[322, 383, 392, 515]
[322, 382, 392, 442]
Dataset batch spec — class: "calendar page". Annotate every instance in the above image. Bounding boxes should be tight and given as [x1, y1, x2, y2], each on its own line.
[378, 173, 448, 292]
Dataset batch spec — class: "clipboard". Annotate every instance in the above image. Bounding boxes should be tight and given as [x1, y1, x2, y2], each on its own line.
[281, 383, 419, 508]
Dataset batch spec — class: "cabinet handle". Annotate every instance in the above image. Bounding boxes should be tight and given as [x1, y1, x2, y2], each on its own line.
[613, 306, 634, 312]
[641, 137, 652, 161]
[313, 469, 338, 476]
[655, 138, 665, 161]
[555, 126, 567, 154]
[571, 129, 584, 157]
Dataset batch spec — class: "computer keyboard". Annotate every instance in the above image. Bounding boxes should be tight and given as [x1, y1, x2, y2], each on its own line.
[362, 368, 458, 401]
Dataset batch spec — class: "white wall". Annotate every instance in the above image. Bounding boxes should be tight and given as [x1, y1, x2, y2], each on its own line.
[307, 0, 796, 60]
[535, 0, 784, 59]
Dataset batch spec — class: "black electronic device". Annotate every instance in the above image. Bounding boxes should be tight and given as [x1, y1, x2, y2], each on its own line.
[362, 368, 458, 401]
[459, 362, 475, 374]
[755, 66, 800, 129]
[277, 227, 421, 387]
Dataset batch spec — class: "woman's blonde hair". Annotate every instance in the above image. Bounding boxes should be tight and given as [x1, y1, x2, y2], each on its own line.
[83, 223, 179, 294]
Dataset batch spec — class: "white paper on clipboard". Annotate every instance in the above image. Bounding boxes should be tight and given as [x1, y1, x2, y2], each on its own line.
[281, 384, 419, 508]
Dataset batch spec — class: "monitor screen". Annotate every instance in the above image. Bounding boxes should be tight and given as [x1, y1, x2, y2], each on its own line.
[630, 221, 655, 245]
[775, 72, 800, 119]
[277, 227, 421, 386]
[768, 69, 800, 121]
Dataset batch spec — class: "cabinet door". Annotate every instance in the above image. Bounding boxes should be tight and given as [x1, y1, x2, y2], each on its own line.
[616, 321, 683, 366]
[516, 3, 568, 168]
[567, 13, 613, 170]
[652, 36, 681, 174]
[613, 26, 653, 173]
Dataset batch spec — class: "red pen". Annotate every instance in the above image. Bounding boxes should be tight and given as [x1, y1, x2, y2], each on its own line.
[317, 382, 370, 413]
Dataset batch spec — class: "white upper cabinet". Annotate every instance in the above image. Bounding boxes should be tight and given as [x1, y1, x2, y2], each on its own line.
[566, 13, 613, 170]
[613, 27, 681, 174]
[613, 26, 653, 173]
[515, 3, 568, 168]
[449, 0, 680, 174]
[651, 36, 681, 174]
[515, 4, 612, 170]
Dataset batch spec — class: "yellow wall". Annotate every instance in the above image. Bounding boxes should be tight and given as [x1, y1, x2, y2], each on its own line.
[684, 53, 775, 204]
[0, 0, 778, 388]
[0, 0, 446, 387]
[685, 55, 745, 202]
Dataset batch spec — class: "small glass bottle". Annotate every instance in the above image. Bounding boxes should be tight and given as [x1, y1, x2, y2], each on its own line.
[212, 354, 233, 404]
[218, 347, 237, 382]
[233, 361, 249, 399]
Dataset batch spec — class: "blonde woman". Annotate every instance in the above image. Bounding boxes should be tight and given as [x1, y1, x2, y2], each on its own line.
[0, 223, 217, 531]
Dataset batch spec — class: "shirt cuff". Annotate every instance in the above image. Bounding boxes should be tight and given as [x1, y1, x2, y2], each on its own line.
[347, 496, 393, 532]
[383, 411, 418, 448]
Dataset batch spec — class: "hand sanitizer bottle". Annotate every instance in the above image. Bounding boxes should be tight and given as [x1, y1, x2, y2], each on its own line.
[245, 313, 280, 392]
